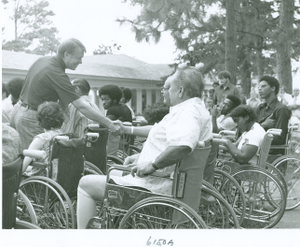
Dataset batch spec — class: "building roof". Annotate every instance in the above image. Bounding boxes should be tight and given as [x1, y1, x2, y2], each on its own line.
[2, 50, 174, 81]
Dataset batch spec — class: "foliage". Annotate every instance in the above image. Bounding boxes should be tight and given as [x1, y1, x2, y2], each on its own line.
[118, 0, 300, 91]
[142, 102, 169, 124]
[93, 43, 121, 55]
[2, 0, 60, 55]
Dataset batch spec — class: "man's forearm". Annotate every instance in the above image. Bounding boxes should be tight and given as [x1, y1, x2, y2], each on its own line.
[72, 98, 112, 128]
[123, 125, 152, 137]
[154, 146, 192, 170]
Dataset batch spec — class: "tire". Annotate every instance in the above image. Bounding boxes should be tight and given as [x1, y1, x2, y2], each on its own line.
[119, 196, 207, 229]
[20, 176, 75, 229]
[287, 140, 300, 156]
[231, 167, 286, 228]
[83, 161, 104, 175]
[213, 169, 246, 225]
[128, 145, 141, 156]
[16, 190, 38, 225]
[272, 154, 300, 210]
[199, 186, 240, 229]
[14, 220, 41, 229]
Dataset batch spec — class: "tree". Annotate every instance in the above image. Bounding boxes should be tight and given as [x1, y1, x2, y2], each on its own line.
[276, 0, 294, 94]
[2, 0, 60, 55]
[93, 42, 121, 55]
[118, 0, 300, 91]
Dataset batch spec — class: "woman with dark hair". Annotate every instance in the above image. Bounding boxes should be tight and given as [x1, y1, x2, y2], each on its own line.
[22, 101, 65, 176]
[222, 105, 265, 165]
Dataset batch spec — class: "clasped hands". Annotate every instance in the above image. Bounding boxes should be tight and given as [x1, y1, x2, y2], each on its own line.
[123, 154, 155, 178]
[108, 120, 125, 135]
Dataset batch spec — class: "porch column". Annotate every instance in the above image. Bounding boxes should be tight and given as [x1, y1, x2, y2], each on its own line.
[136, 89, 143, 114]
[146, 89, 152, 107]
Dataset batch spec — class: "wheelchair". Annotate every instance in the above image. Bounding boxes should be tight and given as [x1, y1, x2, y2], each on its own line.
[85, 141, 240, 229]
[19, 133, 103, 229]
[86, 142, 212, 229]
[267, 124, 300, 211]
[2, 157, 40, 229]
[214, 129, 287, 228]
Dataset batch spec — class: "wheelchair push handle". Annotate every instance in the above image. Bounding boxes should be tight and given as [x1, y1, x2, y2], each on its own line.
[85, 132, 99, 138]
[54, 136, 69, 140]
[23, 150, 46, 159]
[212, 138, 228, 145]
[267, 128, 282, 136]
[87, 123, 100, 128]
[219, 130, 236, 136]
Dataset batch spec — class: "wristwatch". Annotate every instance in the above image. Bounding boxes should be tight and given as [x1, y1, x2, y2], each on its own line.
[151, 160, 159, 170]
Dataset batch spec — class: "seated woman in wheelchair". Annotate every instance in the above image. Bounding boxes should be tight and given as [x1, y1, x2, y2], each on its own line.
[22, 101, 64, 176]
[220, 105, 266, 169]
[77, 65, 212, 229]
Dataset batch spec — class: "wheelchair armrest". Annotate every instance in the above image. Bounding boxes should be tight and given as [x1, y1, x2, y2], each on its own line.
[30, 161, 47, 168]
[267, 128, 282, 136]
[23, 150, 46, 160]
[107, 164, 170, 179]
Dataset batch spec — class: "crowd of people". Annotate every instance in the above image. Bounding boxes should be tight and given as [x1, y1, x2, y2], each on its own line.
[2, 37, 300, 229]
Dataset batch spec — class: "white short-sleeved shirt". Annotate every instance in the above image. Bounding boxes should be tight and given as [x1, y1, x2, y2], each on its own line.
[112, 97, 212, 195]
[216, 115, 236, 131]
[236, 122, 266, 164]
[288, 96, 300, 119]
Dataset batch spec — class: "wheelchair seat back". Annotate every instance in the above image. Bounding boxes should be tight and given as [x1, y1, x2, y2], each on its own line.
[84, 127, 108, 173]
[2, 158, 23, 229]
[172, 145, 211, 213]
[50, 134, 85, 197]
[256, 132, 274, 169]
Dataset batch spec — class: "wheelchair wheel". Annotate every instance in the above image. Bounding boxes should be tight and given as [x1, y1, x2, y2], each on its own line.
[199, 186, 240, 229]
[83, 161, 104, 175]
[128, 145, 141, 155]
[119, 196, 207, 229]
[287, 140, 300, 156]
[272, 154, 300, 210]
[265, 163, 288, 196]
[16, 190, 38, 225]
[231, 167, 286, 228]
[213, 169, 246, 225]
[20, 176, 75, 229]
[14, 220, 41, 229]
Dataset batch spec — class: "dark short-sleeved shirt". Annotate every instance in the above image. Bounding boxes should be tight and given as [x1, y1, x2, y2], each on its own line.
[213, 83, 240, 105]
[106, 104, 133, 122]
[256, 98, 291, 146]
[20, 55, 79, 109]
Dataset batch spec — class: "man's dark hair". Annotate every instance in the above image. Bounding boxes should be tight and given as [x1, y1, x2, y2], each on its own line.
[2, 82, 9, 96]
[122, 88, 132, 103]
[226, 95, 241, 109]
[259, 75, 280, 95]
[230, 105, 257, 122]
[72, 79, 90, 95]
[6, 78, 25, 99]
[57, 38, 86, 56]
[217, 70, 231, 80]
[98, 85, 123, 103]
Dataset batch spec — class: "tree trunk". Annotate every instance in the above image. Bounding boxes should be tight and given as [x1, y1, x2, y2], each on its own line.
[253, 0, 263, 79]
[276, 0, 294, 94]
[225, 0, 237, 85]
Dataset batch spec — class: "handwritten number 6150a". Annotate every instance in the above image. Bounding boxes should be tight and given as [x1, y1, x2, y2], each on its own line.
[146, 237, 174, 246]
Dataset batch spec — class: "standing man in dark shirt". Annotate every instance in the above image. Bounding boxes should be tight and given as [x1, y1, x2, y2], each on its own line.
[14, 38, 120, 150]
[213, 70, 240, 106]
[256, 76, 291, 148]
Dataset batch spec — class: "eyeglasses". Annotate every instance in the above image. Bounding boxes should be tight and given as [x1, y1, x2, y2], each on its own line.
[161, 87, 169, 91]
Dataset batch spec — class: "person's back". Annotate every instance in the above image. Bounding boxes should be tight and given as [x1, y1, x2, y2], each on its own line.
[2, 123, 22, 165]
